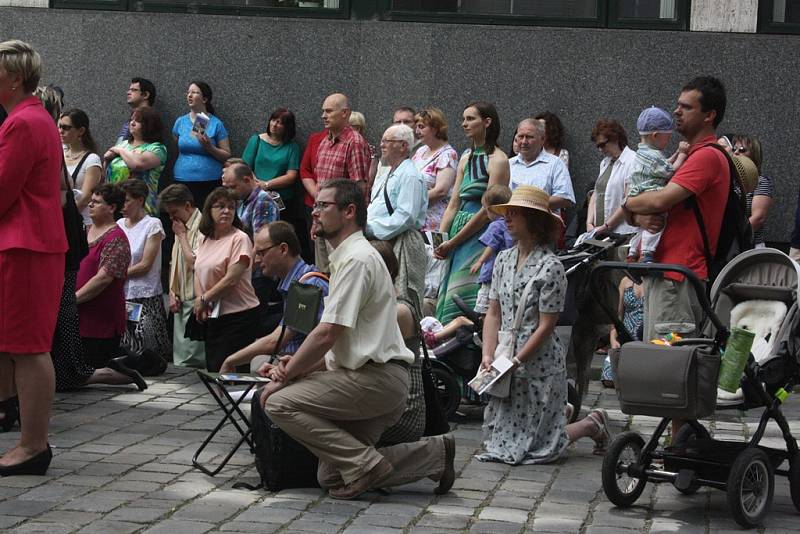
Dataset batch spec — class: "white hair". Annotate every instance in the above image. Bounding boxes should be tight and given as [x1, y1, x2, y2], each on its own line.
[518, 118, 545, 136]
[384, 124, 415, 156]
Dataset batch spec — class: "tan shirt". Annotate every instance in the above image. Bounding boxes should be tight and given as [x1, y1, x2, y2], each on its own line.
[322, 231, 414, 370]
[169, 208, 202, 301]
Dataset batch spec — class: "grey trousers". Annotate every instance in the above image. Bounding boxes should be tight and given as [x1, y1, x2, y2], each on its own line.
[643, 276, 704, 342]
[265, 361, 446, 487]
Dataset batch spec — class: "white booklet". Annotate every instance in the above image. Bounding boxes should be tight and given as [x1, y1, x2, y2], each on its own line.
[468, 355, 514, 397]
[126, 301, 143, 322]
[423, 231, 448, 248]
[192, 112, 210, 138]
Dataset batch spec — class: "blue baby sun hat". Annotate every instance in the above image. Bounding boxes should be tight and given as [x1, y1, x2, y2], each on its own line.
[637, 106, 674, 134]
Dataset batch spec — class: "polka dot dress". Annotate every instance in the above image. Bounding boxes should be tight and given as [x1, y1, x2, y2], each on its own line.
[51, 271, 93, 391]
[477, 246, 570, 465]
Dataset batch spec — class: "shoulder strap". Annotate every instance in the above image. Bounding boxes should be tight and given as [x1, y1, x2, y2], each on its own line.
[383, 173, 394, 216]
[70, 152, 92, 182]
[298, 271, 330, 284]
[511, 254, 549, 331]
[61, 157, 77, 203]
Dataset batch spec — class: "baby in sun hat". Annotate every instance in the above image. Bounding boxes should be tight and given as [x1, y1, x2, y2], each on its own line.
[626, 106, 691, 263]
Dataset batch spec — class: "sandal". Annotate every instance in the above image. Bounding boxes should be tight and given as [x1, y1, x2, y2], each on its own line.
[587, 409, 611, 456]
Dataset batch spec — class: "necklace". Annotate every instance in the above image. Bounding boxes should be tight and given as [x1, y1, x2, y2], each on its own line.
[64, 148, 86, 160]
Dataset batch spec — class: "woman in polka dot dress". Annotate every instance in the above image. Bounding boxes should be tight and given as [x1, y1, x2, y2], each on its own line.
[477, 186, 612, 465]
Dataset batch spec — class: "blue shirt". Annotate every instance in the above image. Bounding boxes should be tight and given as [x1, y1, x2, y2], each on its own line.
[237, 187, 278, 240]
[366, 158, 428, 240]
[478, 219, 513, 284]
[509, 151, 575, 206]
[172, 113, 229, 182]
[279, 258, 329, 355]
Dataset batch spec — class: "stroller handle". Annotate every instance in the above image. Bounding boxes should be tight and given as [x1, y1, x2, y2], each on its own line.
[587, 261, 729, 345]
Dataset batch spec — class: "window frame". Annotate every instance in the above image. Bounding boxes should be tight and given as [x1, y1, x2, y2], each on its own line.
[378, 0, 607, 28]
[607, 0, 690, 31]
[757, 0, 800, 34]
[50, 0, 351, 19]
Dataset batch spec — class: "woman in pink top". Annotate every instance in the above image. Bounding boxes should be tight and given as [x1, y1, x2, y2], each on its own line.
[0, 41, 67, 476]
[194, 187, 261, 372]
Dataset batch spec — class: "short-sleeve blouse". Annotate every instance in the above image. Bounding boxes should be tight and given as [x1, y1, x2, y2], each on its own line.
[77, 226, 131, 339]
[194, 228, 260, 316]
[489, 245, 567, 377]
[412, 143, 458, 231]
[172, 113, 229, 183]
[117, 216, 165, 299]
[106, 141, 167, 216]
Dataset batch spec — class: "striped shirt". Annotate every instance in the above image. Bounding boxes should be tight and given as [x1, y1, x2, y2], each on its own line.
[745, 175, 773, 245]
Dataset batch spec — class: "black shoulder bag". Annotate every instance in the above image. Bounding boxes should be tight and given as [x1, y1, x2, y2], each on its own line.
[62, 155, 90, 271]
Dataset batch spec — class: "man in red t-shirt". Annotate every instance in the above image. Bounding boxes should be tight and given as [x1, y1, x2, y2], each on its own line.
[624, 76, 730, 342]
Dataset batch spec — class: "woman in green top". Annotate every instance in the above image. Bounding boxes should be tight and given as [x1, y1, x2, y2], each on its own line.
[434, 101, 510, 324]
[104, 107, 167, 216]
[242, 108, 307, 255]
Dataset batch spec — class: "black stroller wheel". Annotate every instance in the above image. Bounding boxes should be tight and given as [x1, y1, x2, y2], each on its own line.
[671, 423, 710, 495]
[790, 453, 800, 513]
[431, 365, 461, 420]
[726, 448, 774, 528]
[602, 432, 647, 507]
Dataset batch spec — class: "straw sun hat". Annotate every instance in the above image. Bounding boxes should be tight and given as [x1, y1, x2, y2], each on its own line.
[489, 185, 563, 227]
[732, 154, 759, 194]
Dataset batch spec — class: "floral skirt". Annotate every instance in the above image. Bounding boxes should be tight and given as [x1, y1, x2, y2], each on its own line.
[122, 295, 171, 359]
[477, 369, 569, 465]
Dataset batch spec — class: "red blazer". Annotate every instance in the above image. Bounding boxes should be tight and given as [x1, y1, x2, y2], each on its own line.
[0, 96, 67, 254]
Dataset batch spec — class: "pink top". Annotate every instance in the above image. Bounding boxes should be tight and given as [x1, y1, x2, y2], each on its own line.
[195, 228, 260, 316]
[0, 96, 68, 253]
[77, 226, 131, 339]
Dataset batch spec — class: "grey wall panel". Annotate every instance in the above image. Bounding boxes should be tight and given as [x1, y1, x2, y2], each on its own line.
[2, 7, 798, 242]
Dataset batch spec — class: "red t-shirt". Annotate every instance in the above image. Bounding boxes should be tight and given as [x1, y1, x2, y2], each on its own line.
[654, 136, 730, 281]
[300, 130, 328, 208]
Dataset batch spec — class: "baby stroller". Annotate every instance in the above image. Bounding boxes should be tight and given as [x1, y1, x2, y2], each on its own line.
[593, 249, 800, 529]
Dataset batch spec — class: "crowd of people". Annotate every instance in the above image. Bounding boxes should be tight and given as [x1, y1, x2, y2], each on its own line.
[0, 38, 782, 498]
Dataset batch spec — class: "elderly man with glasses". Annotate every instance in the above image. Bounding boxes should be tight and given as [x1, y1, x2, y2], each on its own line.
[366, 124, 428, 317]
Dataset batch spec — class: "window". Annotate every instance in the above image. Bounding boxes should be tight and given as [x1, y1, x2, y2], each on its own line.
[758, 0, 800, 34]
[52, 0, 347, 17]
[384, 0, 689, 30]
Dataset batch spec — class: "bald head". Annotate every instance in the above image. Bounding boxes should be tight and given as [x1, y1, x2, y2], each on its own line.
[322, 93, 351, 135]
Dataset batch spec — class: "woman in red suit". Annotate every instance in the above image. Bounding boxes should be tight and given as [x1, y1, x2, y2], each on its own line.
[0, 40, 67, 476]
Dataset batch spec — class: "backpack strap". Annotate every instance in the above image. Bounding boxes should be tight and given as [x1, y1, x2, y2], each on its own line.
[298, 271, 329, 284]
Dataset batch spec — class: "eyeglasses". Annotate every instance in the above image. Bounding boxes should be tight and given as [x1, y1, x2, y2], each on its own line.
[128, 88, 141, 93]
[254, 243, 280, 257]
[733, 146, 749, 154]
[211, 204, 234, 211]
[58, 124, 74, 131]
[380, 138, 404, 145]
[312, 201, 335, 212]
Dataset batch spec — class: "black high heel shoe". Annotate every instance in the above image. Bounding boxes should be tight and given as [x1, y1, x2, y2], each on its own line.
[107, 359, 148, 391]
[0, 396, 19, 432]
[0, 444, 52, 477]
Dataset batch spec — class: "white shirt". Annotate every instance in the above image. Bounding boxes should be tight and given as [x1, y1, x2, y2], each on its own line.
[66, 152, 101, 226]
[597, 145, 637, 234]
[118, 216, 165, 299]
[321, 231, 414, 370]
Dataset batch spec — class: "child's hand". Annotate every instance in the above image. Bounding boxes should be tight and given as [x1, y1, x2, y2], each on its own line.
[678, 141, 690, 154]
[469, 260, 483, 274]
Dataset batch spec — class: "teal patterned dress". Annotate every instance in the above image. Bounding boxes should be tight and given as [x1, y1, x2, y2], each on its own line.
[436, 146, 490, 324]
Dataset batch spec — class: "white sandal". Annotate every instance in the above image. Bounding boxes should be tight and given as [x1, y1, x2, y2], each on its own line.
[587, 409, 611, 455]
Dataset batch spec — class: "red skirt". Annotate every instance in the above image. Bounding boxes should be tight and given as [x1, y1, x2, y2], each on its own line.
[0, 249, 64, 353]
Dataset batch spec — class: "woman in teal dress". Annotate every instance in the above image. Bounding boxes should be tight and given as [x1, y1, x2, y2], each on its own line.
[434, 101, 509, 324]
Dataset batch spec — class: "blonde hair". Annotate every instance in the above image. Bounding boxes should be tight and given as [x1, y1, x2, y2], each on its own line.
[34, 85, 63, 121]
[483, 184, 512, 206]
[0, 40, 41, 93]
[415, 107, 449, 141]
[349, 111, 366, 134]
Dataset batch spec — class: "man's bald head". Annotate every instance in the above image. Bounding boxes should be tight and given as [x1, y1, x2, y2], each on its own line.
[322, 93, 351, 134]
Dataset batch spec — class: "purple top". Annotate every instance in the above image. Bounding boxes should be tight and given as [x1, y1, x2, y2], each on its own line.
[478, 219, 513, 284]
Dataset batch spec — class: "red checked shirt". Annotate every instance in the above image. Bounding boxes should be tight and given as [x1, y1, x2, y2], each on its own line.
[314, 126, 371, 188]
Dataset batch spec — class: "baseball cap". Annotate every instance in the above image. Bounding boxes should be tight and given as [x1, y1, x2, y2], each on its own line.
[637, 106, 674, 134]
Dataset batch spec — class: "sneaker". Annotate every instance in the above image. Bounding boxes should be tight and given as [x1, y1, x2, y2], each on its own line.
[565, 403, 574, 421]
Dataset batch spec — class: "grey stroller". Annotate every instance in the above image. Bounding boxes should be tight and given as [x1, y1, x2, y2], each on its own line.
[593, 248, 800, 529]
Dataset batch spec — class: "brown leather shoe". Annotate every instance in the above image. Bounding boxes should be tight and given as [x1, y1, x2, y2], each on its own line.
[435, 434, 456, 495]
[328, 458, 394, 500]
